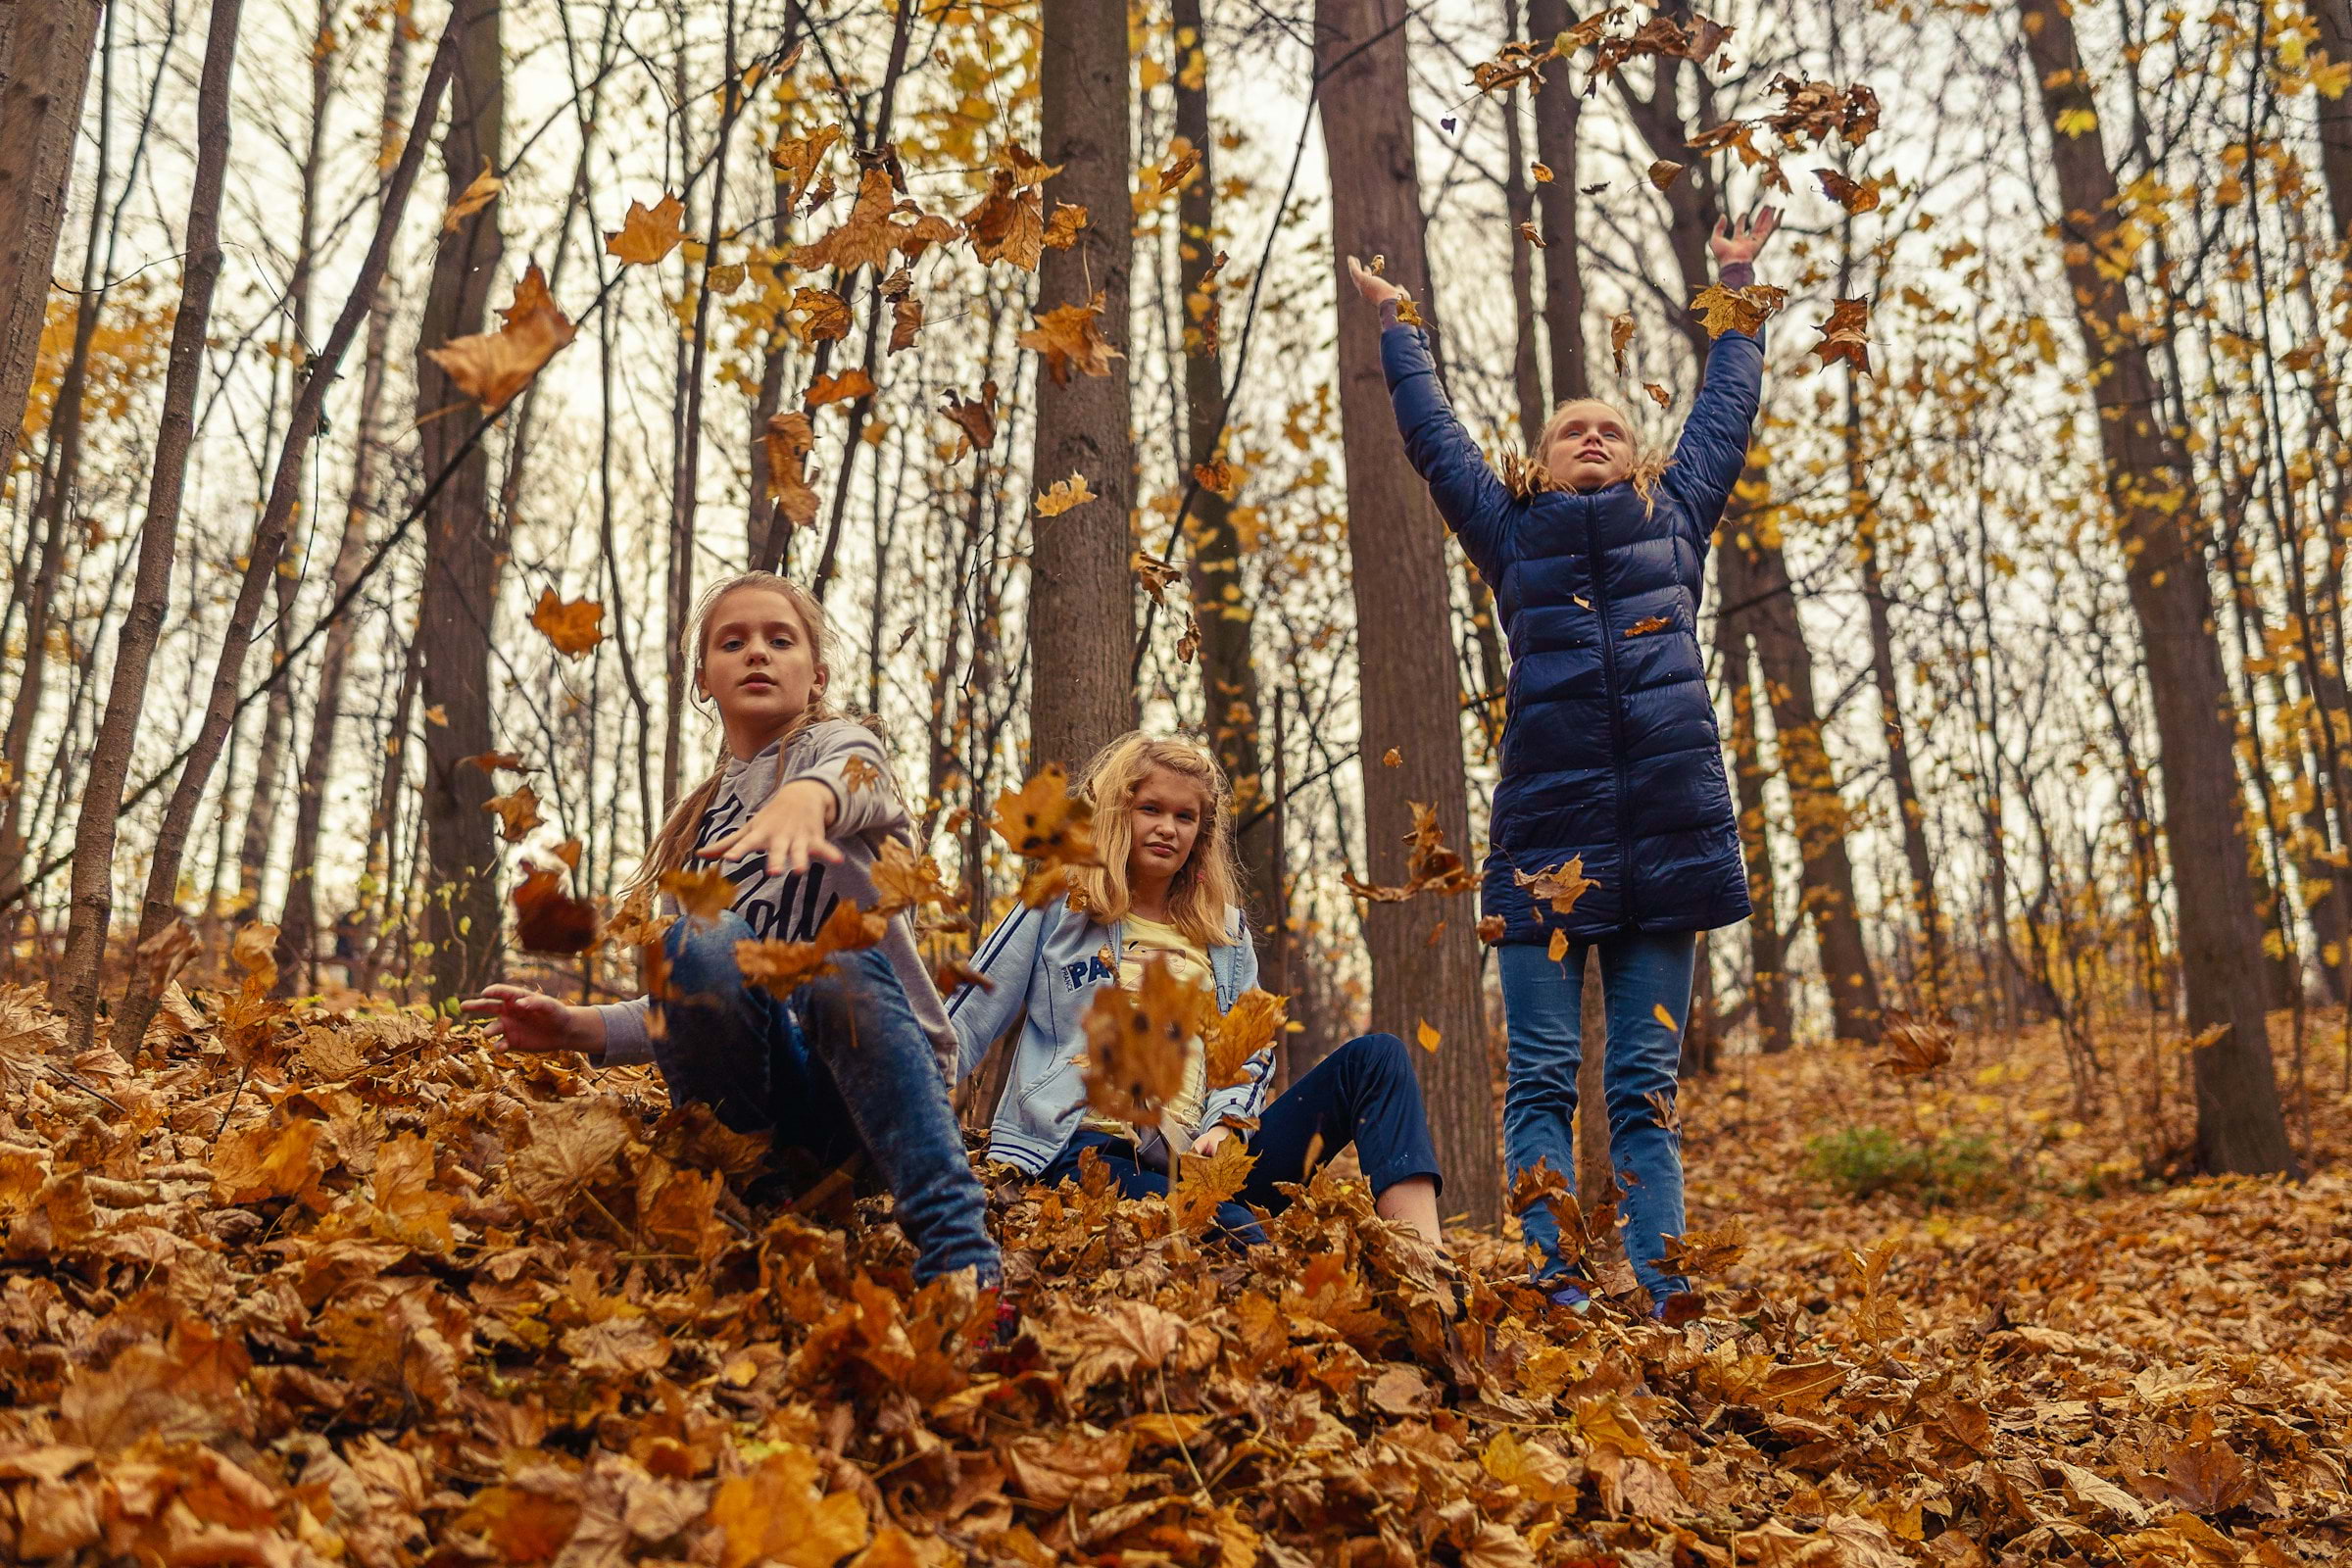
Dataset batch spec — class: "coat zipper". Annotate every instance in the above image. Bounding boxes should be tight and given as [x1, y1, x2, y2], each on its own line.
[1584, 493, 1639, 928]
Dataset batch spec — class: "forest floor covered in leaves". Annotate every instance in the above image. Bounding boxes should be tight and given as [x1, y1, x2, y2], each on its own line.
[0, 976, 2344, 1567]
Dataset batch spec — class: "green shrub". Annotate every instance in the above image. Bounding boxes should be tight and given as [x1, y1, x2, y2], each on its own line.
[1803, 1125, 2010, 1206]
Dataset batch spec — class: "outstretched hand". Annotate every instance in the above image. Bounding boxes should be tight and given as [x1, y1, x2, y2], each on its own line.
[1710, 206, 1781, 266]
[698, 777, 844, 878]
[462, 983, 605, 1055]
[1344, 254, 1406, 308]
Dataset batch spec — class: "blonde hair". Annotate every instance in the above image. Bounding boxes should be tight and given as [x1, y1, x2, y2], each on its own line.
[1069, 731, 1244, 951]
[619, 571, 846, 904]
[1535, 397, 1671, 510]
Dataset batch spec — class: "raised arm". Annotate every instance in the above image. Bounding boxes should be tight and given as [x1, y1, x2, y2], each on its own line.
[1348, 256, 1515, 581]
[1667, 210, 1777, 542]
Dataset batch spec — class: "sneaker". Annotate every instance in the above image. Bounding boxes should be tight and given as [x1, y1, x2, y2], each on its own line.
[1548, 1282, 1593, 1316]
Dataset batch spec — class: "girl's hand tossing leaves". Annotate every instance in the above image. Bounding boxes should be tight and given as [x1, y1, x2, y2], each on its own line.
[462, 984, 605, 1055]
[699, 777, 844, 878]
[1710, 206, 1781, 265]
[1344, 253, 1407, 307]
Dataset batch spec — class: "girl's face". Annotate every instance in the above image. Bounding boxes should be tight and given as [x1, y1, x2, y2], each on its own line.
[699, 587, 824, 741]
[1545, 401, 1635, 492]
[1127, 766, 1207, 888]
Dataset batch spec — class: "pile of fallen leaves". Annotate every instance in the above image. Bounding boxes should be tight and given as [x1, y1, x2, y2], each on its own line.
[0, 978, 2344, 1567]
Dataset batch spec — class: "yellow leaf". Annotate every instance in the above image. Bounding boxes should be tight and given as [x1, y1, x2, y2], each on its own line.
[1547, 928, 1570, 963]
[441, 158, 502, 232]
[1082, 954, 1211, 1124]
[529, 589, 604, 659]
[1652, 1002, 1679, 1032]
[2054, 106, 2098, 138]
[1415, 1018, 1441, 1053]
[1035, 473, 1097, 516]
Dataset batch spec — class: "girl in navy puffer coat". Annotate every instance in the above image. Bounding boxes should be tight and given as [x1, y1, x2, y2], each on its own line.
[1348, 209, 1778, 1315]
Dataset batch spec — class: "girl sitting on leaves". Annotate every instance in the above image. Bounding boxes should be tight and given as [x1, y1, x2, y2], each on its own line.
[950, 730, 1446, 1248]
[1346, 207, 1780, 1318]
[463, 571, 1001, 1292]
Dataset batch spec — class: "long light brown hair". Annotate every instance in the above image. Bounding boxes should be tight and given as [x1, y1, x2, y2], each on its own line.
[1069, 731, 1243, 950]
[618, 571, 845, 905]
[1535, 397, 1671, 511]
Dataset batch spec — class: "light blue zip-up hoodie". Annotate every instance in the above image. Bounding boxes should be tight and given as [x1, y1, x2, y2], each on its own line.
[948, 895, 1271, 1175]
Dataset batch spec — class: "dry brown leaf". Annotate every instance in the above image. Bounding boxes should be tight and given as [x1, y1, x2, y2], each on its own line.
[529, 589, 604, 659]
[605, 193, 686, 265]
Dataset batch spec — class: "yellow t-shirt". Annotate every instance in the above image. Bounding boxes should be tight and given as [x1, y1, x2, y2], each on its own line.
[1084, 914, 1213, 1147]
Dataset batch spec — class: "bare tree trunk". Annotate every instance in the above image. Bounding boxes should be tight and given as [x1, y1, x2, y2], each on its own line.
[108, 15, 455, 1047]
[1169, 0, 1281, 963]
[1715, 612, 1791, 1053]
[1316, 0, 1501, 1227]
[278, 3, 409, 991]
[58, 0, 244, 1051]
[2312, 0, 2352, 255]
[1026, 0, 1137, 771]
[414, 0, 506, 1005]
[2019, 0, 2295, 1174]
[1500, 0, 1546, 443]
[0, 0, 103, 484]
[1522, 0, 1587, 402]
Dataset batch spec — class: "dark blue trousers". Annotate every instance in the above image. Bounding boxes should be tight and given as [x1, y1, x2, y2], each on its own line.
[1037, 1031, 1443, 1242]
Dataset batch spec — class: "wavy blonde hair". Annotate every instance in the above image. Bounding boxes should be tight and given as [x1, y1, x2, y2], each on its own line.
[1069, 731, 1243, 950]
[1535, 397, 1671, 511]
[619, 571, 846, 905]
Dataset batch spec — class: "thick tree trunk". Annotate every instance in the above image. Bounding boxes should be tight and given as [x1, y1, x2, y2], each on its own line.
[1716, 469, 1884, 1044]
[0, 0, 102, 485]
[1026, 0, 1137, 772]
[2019, 0, 2295, 1174]
[1170, 0, 1282, 964]
[1522, 0, 1587, 402]
[415, 0, 507, 1005]
[1316, 0, 1501, 1226]
[110, 14, 455, 1047]
[59, 0, 243, 1051]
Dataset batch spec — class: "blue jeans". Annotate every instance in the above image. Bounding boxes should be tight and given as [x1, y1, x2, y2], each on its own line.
[654, 911, 1001, 1287]
[1498, 932, 1694, 1301]
[1036, 1032, 1443, 1243]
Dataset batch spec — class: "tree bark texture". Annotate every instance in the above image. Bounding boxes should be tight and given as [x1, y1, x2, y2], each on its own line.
[1170, 0, 1282, 966]
[1025, 0, 1137, 773]
[2019, 0, 2296, 1174]
[415, 0, 508, 1004]
[1315, 0, 1501, 1226]
[59, 0, 242, 1051]
[0, 0, 102, 485]
[1522, 0, 1588, 403]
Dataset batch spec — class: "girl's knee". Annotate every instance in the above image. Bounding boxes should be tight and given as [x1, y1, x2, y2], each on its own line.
[1339, 1030, 1413, 1080]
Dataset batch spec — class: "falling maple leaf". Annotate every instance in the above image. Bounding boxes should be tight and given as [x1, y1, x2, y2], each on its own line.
[1517, 221, 1547, 249]
[661, 866, 735, 923]
[529, 589, 604, 659]
[1156, 142, 1200, 195]
[1514, 857, 1597, 915]
[1690, 281, 1789, 339]
[1811, 296, 1874, 375]
[1624, 614, 1672, 637]
[1132, 552, 1181, 605]
[767, 122, 845, 209]
[791, 167, 957, 275]
[1019, 294, 1123, 383]
[791, 286, 853, 344]
[1643, 382, 1673, 409]
[1382, 748, 1402, 767]
[1081, 954, 1211, 1124]
[1192, 457, 1240, 499]
[1203, 988, 1287, 1090]
[441, 158, 502, 233]
[1648, 160, 1687, 191]
[804, 368, 874, 410]
[868, 838, 955, 921]
[1610, 312, 1637, 377]
[990, 765, 1101, 907]
[1043, 202, 1089, 251]
[425, 263, 575, 412]
[763, 412, 819, 529]
[1878, 1007, 1955, 1075]
[942, 382, 999, 459]
[485, 785, 543, 841]
[605, 193, 686, 265]
[461, 750, 526, 773]
[1035, 473, 1097, 517]
[1531, 161, 1555, 183]
[736, 902, 889, 1001]
[1477, 913, 1506, 942]
[960, 168, 1046, 271]
[889, 296, 923, 354]
[1343, 802, 1477, 903]
[1814, 167, 1881, 213]
[513, 867, 597, 955]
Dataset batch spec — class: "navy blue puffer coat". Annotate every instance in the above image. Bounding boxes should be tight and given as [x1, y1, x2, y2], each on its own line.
[1383, 319, 1761, 945]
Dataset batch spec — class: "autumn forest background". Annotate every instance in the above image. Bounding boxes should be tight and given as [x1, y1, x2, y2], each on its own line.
[0, 0, 2347, 1562]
